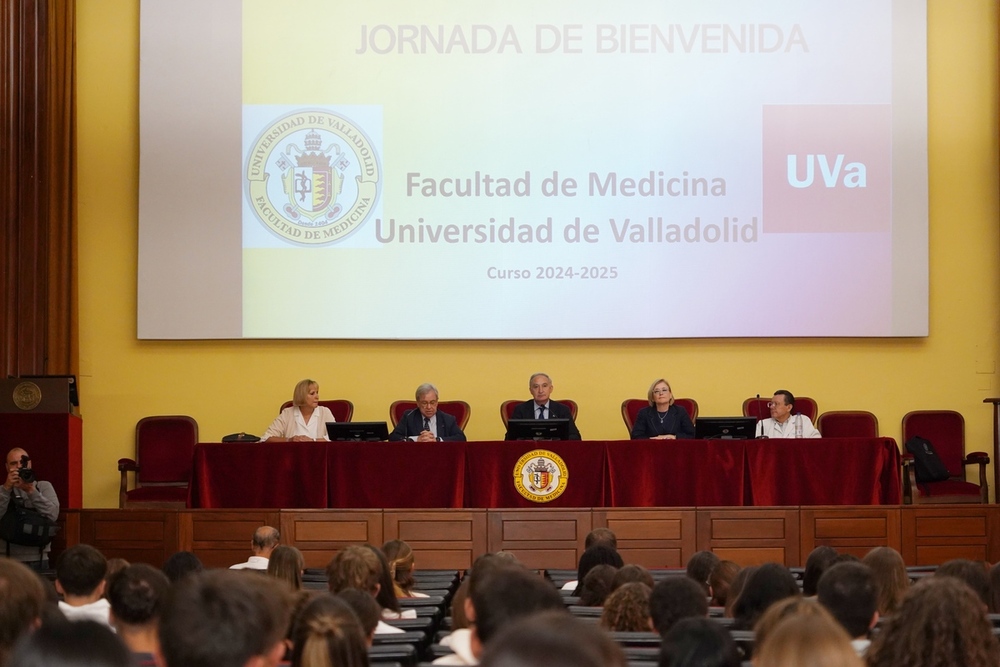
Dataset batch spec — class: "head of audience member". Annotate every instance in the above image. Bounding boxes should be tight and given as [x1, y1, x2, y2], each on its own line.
[362, 544, 400, 613]
[753, 596, 835, 651]
[989, 562, 1000, 614]
[612, 564, 655, 590]
[685, 550, 720, 596]
[768, 390, 795, 424]
[708, 560, 740, 609]
[584, 527, 617, 550]
[755, 609, 863, 667]
[268, 545, 305, 591]
[649, 576, 709, 636]
[935, 558, 991, 607]
[470, 567, 566, 659]
[831, 553, 861, 565]
[461, 553, 522, 626]
[572, 544, 624, 596]
[8, 619, 133, 667]
[659, 617, 740, 667]
[292, 379, 320, 409]
[802, 545, 838, 597]
[479, 610, 627, 667]
[867, 576, 1000, 667]
[104, 558, 130, 592]
[382, 539, 417, 598]
[161, 551, 203, 583]
[816, 561, 878, 641]
[335, 589, 380, 647]
[730, 562, 800, 630]
[252, 526, 281, 559]
[601, 582, 652, 632]
[326, 546, 380, 598]
[450, 578, 471, 630]
[107, 564, 170, 656]
[158, 569, 291, 667]
[723, 565, 754, 618]
[578, 564, 617, 607]
[414, 383, 439, 419]
[528, 373, 554, 406]
[56, 544, 108, 605]
[0, 558, 46, 666]
[861, 546, 908, 616]
[648, 378, 676, 408]
[290, 594, 368, 667]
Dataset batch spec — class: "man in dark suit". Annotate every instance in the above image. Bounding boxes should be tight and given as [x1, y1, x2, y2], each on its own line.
[388, 383, 467, 442]
[505, 372, 581, 440]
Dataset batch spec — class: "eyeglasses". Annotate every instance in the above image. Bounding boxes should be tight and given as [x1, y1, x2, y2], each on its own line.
[767, 401, 787, 408]
[417, 400, 438, 408]
[652, 388, 672, 395]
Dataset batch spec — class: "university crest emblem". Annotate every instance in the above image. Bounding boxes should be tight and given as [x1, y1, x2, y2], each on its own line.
[513, 449, 569, 503]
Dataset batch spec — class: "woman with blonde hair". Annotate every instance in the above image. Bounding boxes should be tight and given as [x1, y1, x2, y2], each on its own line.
[629, 378, 695, 440]
[861, 546, 908, 616]
[291, 594, 369, 667]
[755, 612, 862, 667]
[382, 539, 427, 598]
[262, 379, 334, 442]
[268, 545, 305, 591]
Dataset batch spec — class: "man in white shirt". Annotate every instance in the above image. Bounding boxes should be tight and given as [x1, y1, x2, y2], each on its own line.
[56, 543, 111, 626]
[230, 525, 279, 570]
[755, 390, 821, 438]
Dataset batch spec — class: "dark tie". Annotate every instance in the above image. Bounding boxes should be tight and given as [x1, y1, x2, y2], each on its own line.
[423, 416, 430, 431]
[538, 405, 546, 420]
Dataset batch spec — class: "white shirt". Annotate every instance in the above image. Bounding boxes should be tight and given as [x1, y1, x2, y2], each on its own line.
[230, 555, 269, 570]
[535, 402, 551, 419]
[755, 414, 821, 438]
[375, 620, 405, 634]
[59, 599, 112, 626]
[262, 406, 334, 441]
[434, 628, 478, 665]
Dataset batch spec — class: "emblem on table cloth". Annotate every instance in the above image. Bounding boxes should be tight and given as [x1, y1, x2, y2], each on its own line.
[245, 108, 382, 246]
[513, 449, 568, 503]
[12, 381, 42, 411]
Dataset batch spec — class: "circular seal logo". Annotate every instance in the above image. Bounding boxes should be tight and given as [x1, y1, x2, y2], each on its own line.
[513, 449, 568, 503]
[245, 109, 381, 246]
[12, 381, 42, 411]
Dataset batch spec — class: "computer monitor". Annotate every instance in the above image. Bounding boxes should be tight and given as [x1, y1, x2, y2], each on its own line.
[695, 416, 758, 440]
[506, 418, 571, 441]
[326, 421, 389, 442]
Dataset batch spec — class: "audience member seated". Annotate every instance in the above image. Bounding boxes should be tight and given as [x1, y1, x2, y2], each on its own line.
[752, 597, 832, 655]
[578, 564, 618, 607]
[730, 562, 800, 631]
[989, 562, 1000, 614]
[630, 378, 696, 440]
[336, 589, 380, 647]
[8, 619, 133, 667]
[867, 577, 1000, 667]
[290, 594, 369, 667]
[231, 525, 280, 570]
[161, 551, 203, 583]
[754, 609, 863, 667]
[158, 569, 291, 667]
[449, 578, 471, 630]
[685, 550, 720, 596]
[363, 544, 413, 620]
[802, 545, 838, 597]
[107, 564, 170, 662]
[723, 565, 754, 618]
[861, 546, 909, 617]
[612, 563, 655, 590]
[571, 544, 624, 596]
[480, 610, 627, 667]
[56, 544, 111, 625]
[504, 373, 581, 441]
[660, 617, 740, 667]
[816, 562, 878, 657]
[388, 383, 467, 442]
[262, 378, 334, 442]
[601, 582, 653, 632]
[382, 539, 428, 598]
[649, 577, 709, 636]
[754, 390, 821, 439]
[935, 558, 991, 607]
[0, 558, 46, 666]
[104, 557, 130, 590]
[325, 545, 403, 635]
[559, 528, 617, 591]
[708, 560, 740, 609]
[267, 545, 305, 592]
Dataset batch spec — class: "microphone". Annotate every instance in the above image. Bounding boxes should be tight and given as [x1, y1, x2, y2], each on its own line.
[401, 408, 416, 441]
[756, 393, 768, 439]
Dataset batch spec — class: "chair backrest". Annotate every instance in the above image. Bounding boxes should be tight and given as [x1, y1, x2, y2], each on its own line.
[901, 410, 965, 475]
[621, 398, 699, 433]
[135, 416, 198, 484]
[280, 399, 354, 423]
[817, 410, 879, 438]
[743, 396, 818, 422]
[390, 400, 471, 430]
[501, 399, 578, 427]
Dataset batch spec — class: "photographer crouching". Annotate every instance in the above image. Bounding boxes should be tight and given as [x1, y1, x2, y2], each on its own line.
[1, 448, 60, 570]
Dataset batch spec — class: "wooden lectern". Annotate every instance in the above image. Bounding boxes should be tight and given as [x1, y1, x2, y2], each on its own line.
[0, 377, 83, 508]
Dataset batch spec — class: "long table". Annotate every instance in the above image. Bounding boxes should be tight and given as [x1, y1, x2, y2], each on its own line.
[189, 438, 901, 509]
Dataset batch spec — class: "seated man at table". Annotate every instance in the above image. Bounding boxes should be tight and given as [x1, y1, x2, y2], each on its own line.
[504, 372, 581, 440]
[388, 383, 467, 442]
[755, 390, 820, 439]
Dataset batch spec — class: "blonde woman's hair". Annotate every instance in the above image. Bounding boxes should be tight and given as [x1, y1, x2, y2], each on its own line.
[382, 539, 415, 598]
[646, 378, 674, 406]
[755, 611, 863, 667]
[293, 379, 318, 407]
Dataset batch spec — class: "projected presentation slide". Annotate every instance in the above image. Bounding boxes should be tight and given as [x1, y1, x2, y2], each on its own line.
[138, 0, 927, 340]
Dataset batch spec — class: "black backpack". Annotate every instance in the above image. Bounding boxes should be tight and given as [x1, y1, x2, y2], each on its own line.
[0, 494, 60, 552]
[904, 436, 952, 483]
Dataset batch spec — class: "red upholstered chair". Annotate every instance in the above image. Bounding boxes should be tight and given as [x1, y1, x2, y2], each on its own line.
[901, 410, 989, 504]
[118, 416, 198, 509]
[501, 399, 578, 428]
[279, 399, 354, 423]
[743, 396, 818, 422]
[390, 400, 471, 430]
[816, 411, 879, 438]
[621, 398, 699, 434]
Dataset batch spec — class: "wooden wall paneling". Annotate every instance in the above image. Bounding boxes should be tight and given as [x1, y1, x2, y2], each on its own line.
[50, 509, 82, 563]
[800, 506, 901, 559]
[77, 509, 178, 567]
[487, 509, 592, 569]
[593, 508, 697, 568]
[697, 507, 801, 566]
[900, 505, 1000, 565]
[383, 510, 488, 571]
[188, 510, 281, 568]
[281, 510, 382, 569]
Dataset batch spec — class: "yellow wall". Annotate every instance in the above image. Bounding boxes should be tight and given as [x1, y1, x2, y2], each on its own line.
[76, 1, 1000, 507]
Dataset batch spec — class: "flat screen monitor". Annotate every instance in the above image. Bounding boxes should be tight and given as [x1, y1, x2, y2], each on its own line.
[506, 418, 571, 441]
[695, 417, 758, 440]
[326, 421, 389, 442]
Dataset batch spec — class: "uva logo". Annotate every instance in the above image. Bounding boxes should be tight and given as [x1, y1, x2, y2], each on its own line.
[786, 154, 866, 189]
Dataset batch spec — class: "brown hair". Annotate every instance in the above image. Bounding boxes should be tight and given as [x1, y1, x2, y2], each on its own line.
[382, 539, 415, 597]
[862, 546, 908, 616]
[753, 596, 833, 650]
[708, 560, 740, 608]
[267, 545, 305, 591]
[601, 582, 652, 632]
[326, 546, 380, 595]
[0, 559, 46, 665]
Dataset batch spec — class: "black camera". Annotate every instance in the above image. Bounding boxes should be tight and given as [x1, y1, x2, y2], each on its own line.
[17, 455, 35, 484]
